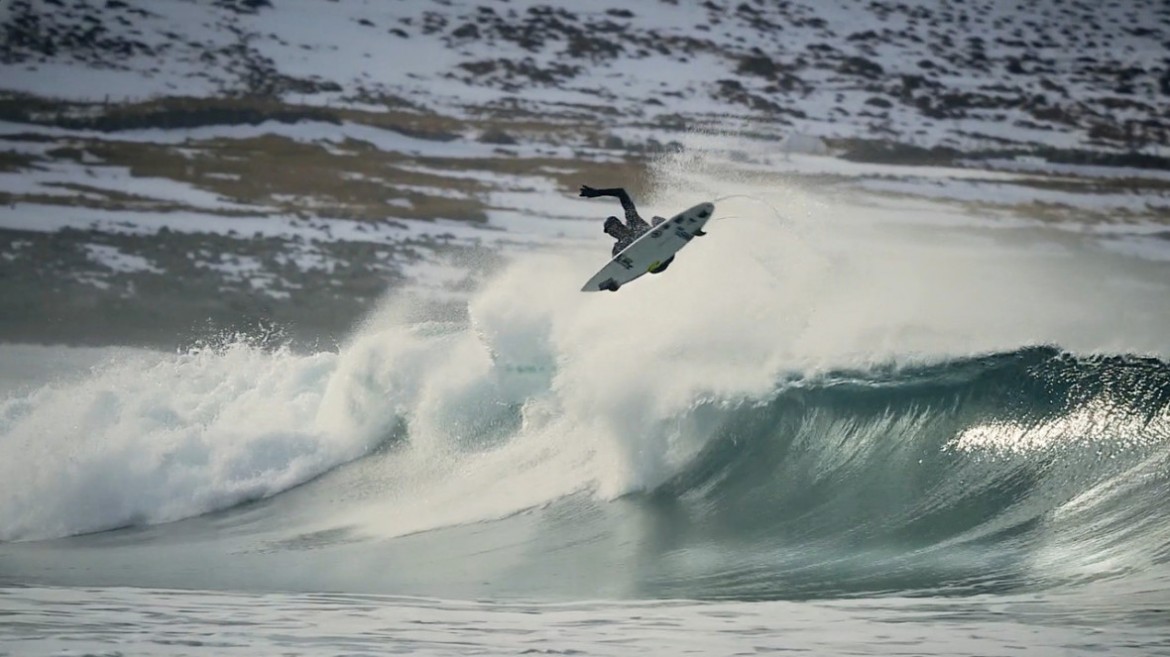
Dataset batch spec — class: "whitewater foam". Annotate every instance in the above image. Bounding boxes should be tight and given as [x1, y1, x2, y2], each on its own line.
[0, 341, 372, 541]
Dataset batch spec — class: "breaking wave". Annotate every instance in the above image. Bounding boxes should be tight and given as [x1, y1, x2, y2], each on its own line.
[3, 150, 1170, 602]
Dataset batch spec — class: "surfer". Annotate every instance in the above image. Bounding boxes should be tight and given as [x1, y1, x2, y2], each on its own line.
[579, 185, 660, 256]
[580, 185, 704, 257]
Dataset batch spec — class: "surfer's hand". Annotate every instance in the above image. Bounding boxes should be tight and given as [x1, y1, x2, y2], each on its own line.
[579, 185, 600, 198]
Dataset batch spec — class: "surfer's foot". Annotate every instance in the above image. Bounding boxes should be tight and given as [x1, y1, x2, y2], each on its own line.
[648, 256, 674, 274]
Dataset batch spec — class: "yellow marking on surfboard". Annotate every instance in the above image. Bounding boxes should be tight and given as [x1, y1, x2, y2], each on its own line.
[647, 261, 661, 273]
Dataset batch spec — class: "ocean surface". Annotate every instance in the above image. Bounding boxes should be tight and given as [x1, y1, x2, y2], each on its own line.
[3, 176, 1170, 655]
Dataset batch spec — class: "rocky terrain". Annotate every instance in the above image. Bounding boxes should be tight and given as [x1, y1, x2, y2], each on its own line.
[3, 0, 1168, 152]
[1, 0, 1168, 348]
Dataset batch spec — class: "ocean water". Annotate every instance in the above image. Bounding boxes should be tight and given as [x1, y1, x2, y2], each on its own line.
[3, 160, 1170, 655]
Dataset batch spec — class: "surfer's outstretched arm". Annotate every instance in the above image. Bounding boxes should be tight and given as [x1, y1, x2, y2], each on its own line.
[579, 186, 646, 229]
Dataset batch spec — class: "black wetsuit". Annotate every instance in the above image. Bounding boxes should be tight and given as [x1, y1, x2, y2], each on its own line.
[582, 185, 676, 274]
[612, 229, 636, 256]
[587, 187, 651, 255]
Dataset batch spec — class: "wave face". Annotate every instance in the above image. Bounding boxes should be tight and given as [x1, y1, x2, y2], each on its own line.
[630, 347, 1170, 599]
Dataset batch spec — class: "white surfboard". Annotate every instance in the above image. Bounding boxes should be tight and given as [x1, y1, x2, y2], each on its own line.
[581, 202, 714, 292]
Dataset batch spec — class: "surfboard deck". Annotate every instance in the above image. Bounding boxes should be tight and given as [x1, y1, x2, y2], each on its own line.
[581, 202, 714, 292]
